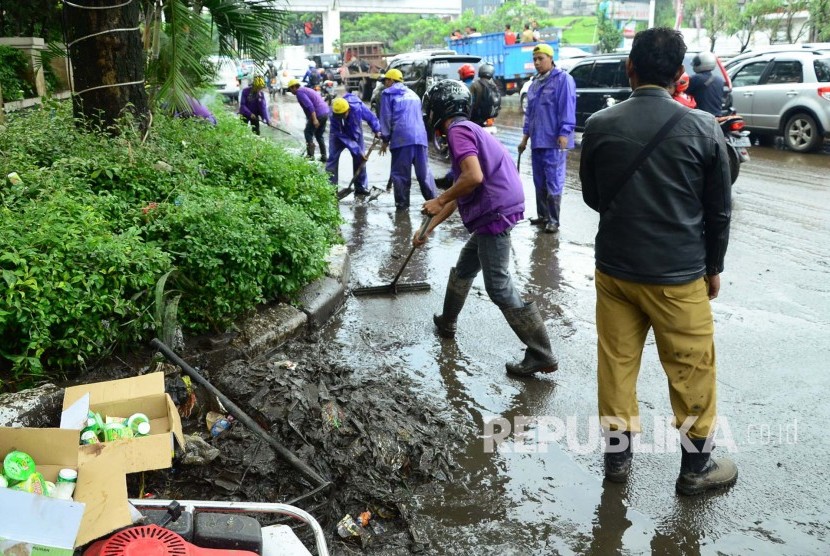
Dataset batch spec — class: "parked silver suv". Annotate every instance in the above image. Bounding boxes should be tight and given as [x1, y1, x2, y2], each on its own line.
[727, 50, 830, 152]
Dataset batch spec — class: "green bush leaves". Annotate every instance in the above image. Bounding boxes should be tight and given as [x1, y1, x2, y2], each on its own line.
[0, 102, 340, 390]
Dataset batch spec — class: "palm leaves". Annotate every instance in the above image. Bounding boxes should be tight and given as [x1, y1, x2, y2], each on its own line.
[147, 0, 288, 113]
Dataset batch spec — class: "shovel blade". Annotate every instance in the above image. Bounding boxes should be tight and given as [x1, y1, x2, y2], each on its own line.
[352, 282, 431, 297]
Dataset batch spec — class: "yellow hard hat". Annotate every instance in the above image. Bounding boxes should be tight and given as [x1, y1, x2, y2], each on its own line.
[287, 78, 301, 89]
[332, 97, 350, 114]
[253, 75, 266, 89]
[533, 43, 554, 58]
[384, 68, 404, 82]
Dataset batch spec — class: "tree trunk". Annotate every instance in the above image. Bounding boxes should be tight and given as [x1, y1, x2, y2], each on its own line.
[64, 0, 148, 133]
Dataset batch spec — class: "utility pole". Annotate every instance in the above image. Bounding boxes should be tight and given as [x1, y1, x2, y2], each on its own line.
[649, 0, 656, 28]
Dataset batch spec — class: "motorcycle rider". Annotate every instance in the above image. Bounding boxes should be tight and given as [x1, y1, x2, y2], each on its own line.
[469, 63, 502, 126]
[457, 64, 476, 88]
[417, 80, 558, 377]
[265, 61, 279, 98]
[238, 75, 270, 135]
[303, 63, 322, 89]
[327, 95, 381, 196]
[287, 78, 330, 162]
[687, 52, 725, 117]
[672, 72, 697, 109]
[379, 68, 437, 210]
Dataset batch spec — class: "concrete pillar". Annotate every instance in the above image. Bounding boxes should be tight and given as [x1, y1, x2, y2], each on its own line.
[0, 37, 47, 97]
[322, 7, 341, 53]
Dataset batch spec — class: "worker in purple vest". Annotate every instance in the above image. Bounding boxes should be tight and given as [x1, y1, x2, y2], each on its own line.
[378, 68, 437, 210]
[238, 75, 270, 135]
[287, 79, 330, 162]
[328, 94, 381, 195]
[416, 80, 558, 377]
[518, 43, 576, 234]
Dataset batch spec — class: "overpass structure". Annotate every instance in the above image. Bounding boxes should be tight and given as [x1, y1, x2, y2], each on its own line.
[284, 0, 463, 52]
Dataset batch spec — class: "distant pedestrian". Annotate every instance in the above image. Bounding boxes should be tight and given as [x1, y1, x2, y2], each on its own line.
[521, 24, 534, 43]
[452, 29, 463, 40]
[287, 79, 330, 161]
[469, 27, 482, 37]
[303, 63, 322, 88]
[504, 24, 517, 45]
[531, 20, 541, 41]
[418, 80, 558, 377]
[580, 27, 735, 495]
[328, 94, 381, 196]
[238, 75, 270, 134]
[518, 43, 576, 234]
[378, 68, 437, 210]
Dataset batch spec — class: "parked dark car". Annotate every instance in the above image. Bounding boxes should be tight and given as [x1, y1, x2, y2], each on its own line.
[370, 51, 482, 115]
[566, 52, 732, 130]
[312, 52, 342, 83]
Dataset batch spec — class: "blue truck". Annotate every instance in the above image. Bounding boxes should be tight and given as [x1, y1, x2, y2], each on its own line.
[447, 32, 560, 95]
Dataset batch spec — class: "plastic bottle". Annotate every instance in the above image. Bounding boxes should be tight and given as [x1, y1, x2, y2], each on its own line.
[80, 430, 100, 445]
[3, 451, 36, 482]
[52, 468, 77, 500]
[127, 413, 151, 435]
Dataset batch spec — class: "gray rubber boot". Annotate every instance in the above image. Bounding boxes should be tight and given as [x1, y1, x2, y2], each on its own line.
[675, 438, 738, 496]
[544, 194, 561, 234]
[502, 302, 558, 376]
[433, 268, 474, 338]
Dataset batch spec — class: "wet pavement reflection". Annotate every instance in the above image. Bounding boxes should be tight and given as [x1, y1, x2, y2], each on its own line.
[263, 92, 830, 554]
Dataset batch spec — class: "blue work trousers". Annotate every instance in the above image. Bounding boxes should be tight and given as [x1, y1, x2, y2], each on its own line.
[390, 145, 436, 208]
[531, 148, 567, 225]
[455, 231, 523, 310]
[326, 138, 368, 193]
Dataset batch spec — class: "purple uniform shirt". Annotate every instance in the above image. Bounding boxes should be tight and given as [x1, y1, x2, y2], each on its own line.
[448, 120, 524, 235]
[238, 87, 270, 125]
[295, 86, 331, 119]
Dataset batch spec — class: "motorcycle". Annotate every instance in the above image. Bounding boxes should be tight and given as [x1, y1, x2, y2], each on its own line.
[321, 79, 337, 106]
[431, 117, 498, 159]
[717, 110, 751, 184]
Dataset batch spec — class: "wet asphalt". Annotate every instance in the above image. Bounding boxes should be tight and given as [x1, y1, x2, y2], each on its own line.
[264, 93, 830, 555]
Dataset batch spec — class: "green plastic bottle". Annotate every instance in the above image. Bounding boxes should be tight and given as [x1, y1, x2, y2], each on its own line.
[3, 450, 36, 482]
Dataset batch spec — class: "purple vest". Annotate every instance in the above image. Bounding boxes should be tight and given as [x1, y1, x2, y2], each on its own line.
[448, 120, 525, 233]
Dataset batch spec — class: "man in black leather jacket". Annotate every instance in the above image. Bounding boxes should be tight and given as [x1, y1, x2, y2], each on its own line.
[580, 27, 736, 496]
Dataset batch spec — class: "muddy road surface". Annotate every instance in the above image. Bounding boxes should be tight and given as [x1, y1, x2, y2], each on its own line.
[264, 93, 830, 554]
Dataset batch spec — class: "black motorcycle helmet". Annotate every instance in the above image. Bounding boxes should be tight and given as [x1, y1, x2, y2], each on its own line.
[423, 80, 471, 130]
[478, 63, 495, 79]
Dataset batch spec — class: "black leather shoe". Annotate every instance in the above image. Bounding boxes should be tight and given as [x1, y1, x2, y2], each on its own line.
[604, 452, 633, 483]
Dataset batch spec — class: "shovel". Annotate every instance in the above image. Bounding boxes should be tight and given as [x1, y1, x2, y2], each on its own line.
[352, 216, 433, 296]
[337, 136, 380, 201]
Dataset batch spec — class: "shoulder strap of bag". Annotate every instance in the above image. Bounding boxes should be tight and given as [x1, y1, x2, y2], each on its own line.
[600, 107, 690, 214]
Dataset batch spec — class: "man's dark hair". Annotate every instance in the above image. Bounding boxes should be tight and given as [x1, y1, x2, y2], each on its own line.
[524, 24, 530, 30]
[629, 27, 687, 87]
[506, 24, 511, 30]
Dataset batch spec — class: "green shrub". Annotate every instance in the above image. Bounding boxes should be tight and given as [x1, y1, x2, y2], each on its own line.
[0, 102, 340, 390]
[0, 189, 172, 388]
[0, 45, 34, 101]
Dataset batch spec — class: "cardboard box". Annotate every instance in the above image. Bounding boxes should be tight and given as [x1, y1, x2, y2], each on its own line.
[60, 372, 185, 545]
[0, 427, 86, 555]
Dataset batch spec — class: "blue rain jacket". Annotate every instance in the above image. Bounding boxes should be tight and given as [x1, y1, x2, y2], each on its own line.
[380, 83, 427, 149]
[523, 68, 577, 149]
[331, 92, 381, 156]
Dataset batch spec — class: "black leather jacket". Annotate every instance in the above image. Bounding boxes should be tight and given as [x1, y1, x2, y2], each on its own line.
[580, 87, 732, 284]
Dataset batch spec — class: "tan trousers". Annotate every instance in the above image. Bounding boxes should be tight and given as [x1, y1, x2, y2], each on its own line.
[595, 270, 717, 439]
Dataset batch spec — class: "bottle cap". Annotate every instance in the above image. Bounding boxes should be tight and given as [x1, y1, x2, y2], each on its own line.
[57, 468, 78, 483]
[136, 422, 151, 436]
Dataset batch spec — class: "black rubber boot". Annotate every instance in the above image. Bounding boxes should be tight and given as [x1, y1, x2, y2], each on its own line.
[306, 143, 315, 159]
[502, 302, 558, 376]
[675, 438, 738, 496]
[544, 195, 561, 234]
[318, 143, 327, 163]
[604, 431, 633, 483]
[528, 216, 547, 226]
[433, 268, 474, 339]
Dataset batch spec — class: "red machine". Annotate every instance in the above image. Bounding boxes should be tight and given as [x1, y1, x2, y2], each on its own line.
[83, 525, 257, 556]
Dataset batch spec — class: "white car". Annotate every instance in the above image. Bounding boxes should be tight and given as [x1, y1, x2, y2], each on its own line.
[207, 55, 240, 100]
[520, 48, 591, 113]
[278, 58, 314, 93]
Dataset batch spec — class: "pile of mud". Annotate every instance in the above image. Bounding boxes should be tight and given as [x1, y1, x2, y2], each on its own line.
[138, 335, 471, 553]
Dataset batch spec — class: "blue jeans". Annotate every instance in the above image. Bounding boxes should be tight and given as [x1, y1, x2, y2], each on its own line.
[455, 231, 523, 309]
